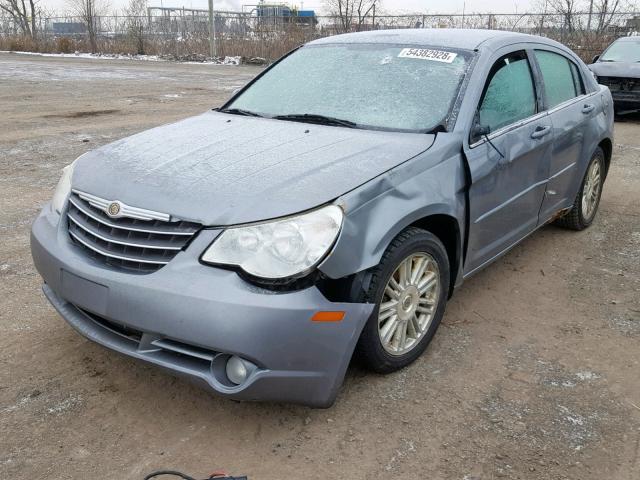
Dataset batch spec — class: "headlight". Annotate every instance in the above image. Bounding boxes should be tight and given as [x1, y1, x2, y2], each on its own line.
[201, 205, 344, 280]
[51, 161, 76, 214]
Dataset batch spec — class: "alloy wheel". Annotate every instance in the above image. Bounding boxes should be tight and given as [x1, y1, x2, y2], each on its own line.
[582, 159, 602, 221]
[377, 252, 441, 356]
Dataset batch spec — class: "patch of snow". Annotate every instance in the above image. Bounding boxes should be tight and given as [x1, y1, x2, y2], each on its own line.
[384, 438, 416, 472]
[0, 50, 244, 66]
[224, 56, 242, 65]
[0, 50, 161, 62]
[575, 371, 600, 381]
[9, 323, 32, 332]
[565, 414, 585, 426]
[1, 395, 32, 414]
[47, 395, 82, 415]
[182, 55, 242, 65]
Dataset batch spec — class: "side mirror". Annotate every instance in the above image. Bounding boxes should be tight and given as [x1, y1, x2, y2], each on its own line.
[592, 54, 600, 64]
[472, 123, 490, 142]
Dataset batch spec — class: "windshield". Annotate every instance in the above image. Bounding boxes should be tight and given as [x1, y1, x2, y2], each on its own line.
[226, 44, 472, 132]
[600, 39, 640, 62]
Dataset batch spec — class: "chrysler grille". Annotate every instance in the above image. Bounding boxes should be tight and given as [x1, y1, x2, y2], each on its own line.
[66, 191, 200, 273]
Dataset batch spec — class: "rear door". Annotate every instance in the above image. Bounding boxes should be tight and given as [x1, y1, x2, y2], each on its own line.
[463, 49, 553, 276]
[534, 48, 597, 220]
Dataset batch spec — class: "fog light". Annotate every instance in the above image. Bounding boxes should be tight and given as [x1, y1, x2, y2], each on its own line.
[226, 355, 251, 385]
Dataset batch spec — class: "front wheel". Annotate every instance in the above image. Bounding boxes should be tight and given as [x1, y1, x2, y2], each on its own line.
[554, 147, 605, 231]
[355, 227, 449, 373]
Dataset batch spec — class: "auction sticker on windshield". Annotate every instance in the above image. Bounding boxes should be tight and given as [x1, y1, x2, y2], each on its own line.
[398, 48, 458, 63]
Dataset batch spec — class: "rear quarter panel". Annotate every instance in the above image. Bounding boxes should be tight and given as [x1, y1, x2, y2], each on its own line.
[567, 85, 614, 195]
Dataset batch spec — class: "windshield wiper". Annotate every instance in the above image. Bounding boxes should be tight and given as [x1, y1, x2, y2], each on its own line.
[218, 107, 264, 117]
[273, 113, 358, 128]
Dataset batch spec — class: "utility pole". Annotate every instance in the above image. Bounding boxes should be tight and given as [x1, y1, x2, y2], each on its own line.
[372, 3, 376, 29]
[208, 0, 217, 59]
[462, 1, 466, 28]
[587, 0, 594, 31]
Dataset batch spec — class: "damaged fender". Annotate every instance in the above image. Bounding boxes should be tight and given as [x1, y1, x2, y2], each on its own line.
[319, 132, 468, 292]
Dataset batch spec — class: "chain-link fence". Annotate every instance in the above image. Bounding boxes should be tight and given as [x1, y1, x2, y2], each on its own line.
[1, 10, 639, 62]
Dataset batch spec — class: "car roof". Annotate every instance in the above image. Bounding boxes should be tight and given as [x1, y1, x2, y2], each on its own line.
[614, 35, 640, 42]
[308, 28, 556, 50]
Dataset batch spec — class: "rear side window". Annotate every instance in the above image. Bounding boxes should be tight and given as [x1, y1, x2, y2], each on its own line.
[477, 51, 537, 134]
[569, 62, 586, 96]
[535, 50, 584, 108]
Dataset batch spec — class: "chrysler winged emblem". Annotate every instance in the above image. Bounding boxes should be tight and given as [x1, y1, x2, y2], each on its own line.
[107, 202, 121, 217]
[73, 190, 171, 222]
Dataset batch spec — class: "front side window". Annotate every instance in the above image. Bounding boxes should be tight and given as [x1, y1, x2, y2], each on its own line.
[226, 44, 472, 133]
[535, 50, 583, 108]
[477, 51, 536, 135]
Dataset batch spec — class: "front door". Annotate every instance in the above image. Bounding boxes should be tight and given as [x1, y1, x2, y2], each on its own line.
[463, 50, 554, 275]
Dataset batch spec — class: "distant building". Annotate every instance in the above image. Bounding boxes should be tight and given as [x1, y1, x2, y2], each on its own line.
[256, 4, 292, 19]
[254, 4, 317, 26]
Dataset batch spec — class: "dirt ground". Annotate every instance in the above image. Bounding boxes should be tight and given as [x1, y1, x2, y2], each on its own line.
[1, 52, 639, 480]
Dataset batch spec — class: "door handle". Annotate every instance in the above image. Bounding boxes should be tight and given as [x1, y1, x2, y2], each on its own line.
[582, 104, 595, 114]
[531, 125, 551, 139]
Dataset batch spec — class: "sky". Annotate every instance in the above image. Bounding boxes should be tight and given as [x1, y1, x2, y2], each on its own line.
[43, 0, 537, 16]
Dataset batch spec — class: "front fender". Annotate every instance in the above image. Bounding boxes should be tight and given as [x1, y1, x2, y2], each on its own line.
[319, 134, 467, 280]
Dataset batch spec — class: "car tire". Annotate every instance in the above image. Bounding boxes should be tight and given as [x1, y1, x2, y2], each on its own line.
[355, 227, 449, 374]
[554, 147, 606, 231]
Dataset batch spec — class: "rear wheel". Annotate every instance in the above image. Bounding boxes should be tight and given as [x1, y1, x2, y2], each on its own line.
[355, 227, 449, 373]
[554, 147, 605, 231]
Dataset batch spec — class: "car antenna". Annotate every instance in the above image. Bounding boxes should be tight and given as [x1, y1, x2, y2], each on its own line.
[484, 133, 505, 159]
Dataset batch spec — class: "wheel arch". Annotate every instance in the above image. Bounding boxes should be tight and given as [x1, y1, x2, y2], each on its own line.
[408, 214, 461, 298]
[598, 137, 613, 178]
[317, 211, 463, 303]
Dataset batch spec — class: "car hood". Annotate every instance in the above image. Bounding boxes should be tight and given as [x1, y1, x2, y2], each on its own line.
[589, 61, 640, 78]
[72, 111, 435, 225]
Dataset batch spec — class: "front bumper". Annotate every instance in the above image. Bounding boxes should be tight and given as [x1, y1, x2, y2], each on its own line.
[611, 91, 640, 113]
[30, 205, 373, 407]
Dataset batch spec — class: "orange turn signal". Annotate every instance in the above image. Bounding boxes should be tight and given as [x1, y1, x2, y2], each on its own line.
[311, 311, 345, 322]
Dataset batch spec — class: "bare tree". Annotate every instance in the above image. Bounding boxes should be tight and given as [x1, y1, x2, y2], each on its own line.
[531, 0, 550, 35]
[547, 0, 583, 32]
[593, 0, 630, 32]
[67, 0, 108, 53]
[123, 0, 147, 54]
[324, 0, 380, 33]
[0, 0, 38, 39]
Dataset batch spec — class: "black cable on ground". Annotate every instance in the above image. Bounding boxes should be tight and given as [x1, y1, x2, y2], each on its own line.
[144, 472, 197, 480]
[144, 471, 247, 480]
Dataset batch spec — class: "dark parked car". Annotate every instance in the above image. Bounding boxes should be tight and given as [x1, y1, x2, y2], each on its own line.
[589, 36, 640, 114]
[31, 29, 614, 407]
